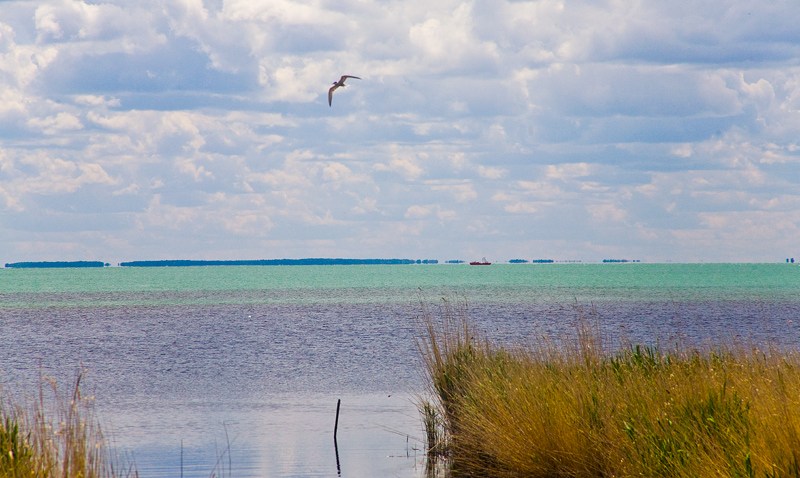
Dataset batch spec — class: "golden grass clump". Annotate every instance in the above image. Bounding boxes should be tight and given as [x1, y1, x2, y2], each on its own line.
[420, 309, 800, 477]
[0, 373, 136, 478]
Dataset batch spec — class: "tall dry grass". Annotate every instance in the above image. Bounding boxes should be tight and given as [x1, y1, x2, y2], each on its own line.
[0, 373, 136, 478]
[419, 307, 800, 477]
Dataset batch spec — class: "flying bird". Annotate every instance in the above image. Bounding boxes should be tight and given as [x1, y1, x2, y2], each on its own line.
[328, 75, 361, 106]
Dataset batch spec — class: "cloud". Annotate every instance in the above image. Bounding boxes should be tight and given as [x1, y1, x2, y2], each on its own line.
[501, 200, 539, 215]
[27, 112, 83, 134]
[373, 154, 424, 180]
[477, 165, 506, 180]
[2, 0, 800, 262]
[0, 22, 59, 89]
[529, 64, 743, 119]
[545, 162, 594, 180]
[408, 3, 499, 74]
[428, 180, 477, 203]
[404, 203, 456, 220]
[587, 202, 627, 223]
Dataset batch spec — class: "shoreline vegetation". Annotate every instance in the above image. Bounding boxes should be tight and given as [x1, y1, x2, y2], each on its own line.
[1, 374, 237, 478]
[419, 305, 800, 477]
[0, 374, 137, 478]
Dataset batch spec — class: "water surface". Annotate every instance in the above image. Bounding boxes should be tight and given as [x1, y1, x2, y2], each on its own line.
[2, 263, 799, 476]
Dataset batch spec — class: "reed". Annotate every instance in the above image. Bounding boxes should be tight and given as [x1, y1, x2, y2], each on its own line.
[420, 309, 800, 477]
[0, 373, 137, 478]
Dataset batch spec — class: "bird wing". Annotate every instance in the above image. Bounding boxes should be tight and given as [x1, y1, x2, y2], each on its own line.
[341, 75, 361, 81]
[328, 84, 337, 106]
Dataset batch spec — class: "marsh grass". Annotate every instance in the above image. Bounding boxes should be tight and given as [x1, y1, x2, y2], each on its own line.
[0, 373, 136, 478]
[0, 373, 238, 478]
[420, 305, 800, 477]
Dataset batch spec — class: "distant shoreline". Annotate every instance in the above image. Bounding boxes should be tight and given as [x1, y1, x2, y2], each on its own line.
[4, 258, 440, 268]
[5, 259, 793, 269]
[118, 258, 440, 267]
[4, 261, 110, 268]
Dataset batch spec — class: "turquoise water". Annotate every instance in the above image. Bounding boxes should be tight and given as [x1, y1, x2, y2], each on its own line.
[1, 263, 799, 477]
[3, 263, 798, 305]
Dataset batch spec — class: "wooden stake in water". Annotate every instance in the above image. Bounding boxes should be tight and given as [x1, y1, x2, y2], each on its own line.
[334, 398, 341, 441]
[334, 399, 342, 475]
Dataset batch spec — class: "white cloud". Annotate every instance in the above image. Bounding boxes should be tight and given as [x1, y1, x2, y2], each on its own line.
[321, 162, 350, 182]
[502, 201, 539, 214]
[258, 57, 333, 102]
[34, 2, 165, 54]
[27, 112, 83, 134]
[3, 153, 117, 205]
[404, 203, 457, 221]
[587, 202, 627, 223]
[545, 163, 594, 180]
[175, 157, 213, 181]
[408, 3, 499, 73]
[138, 194, 198, 230]
[476, 165, 506, 180]
[516, 180, 563, 198]
[428, 180, 477, 203]
[0, 23, 59, 88]
[222, 211, 274, 235]
[74, 95, 120, 107]
[373, 153, 424, 181]
[0, 87, 27, 120]
[224, 0, 328, 25]
[404, 204, 432, 219]
[350, 195, 378, 215]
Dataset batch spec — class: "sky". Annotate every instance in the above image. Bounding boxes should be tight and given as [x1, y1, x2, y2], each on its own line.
[1, 0, 799, 264]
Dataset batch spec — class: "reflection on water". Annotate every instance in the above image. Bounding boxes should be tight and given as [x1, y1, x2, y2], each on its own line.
[109, 393, 426, 478]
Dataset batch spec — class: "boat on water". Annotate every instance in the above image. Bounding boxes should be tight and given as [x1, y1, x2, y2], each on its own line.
[469, 257, 491, 265]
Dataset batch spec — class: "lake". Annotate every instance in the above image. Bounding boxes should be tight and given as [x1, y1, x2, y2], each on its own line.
[1, 263, 799, 476]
